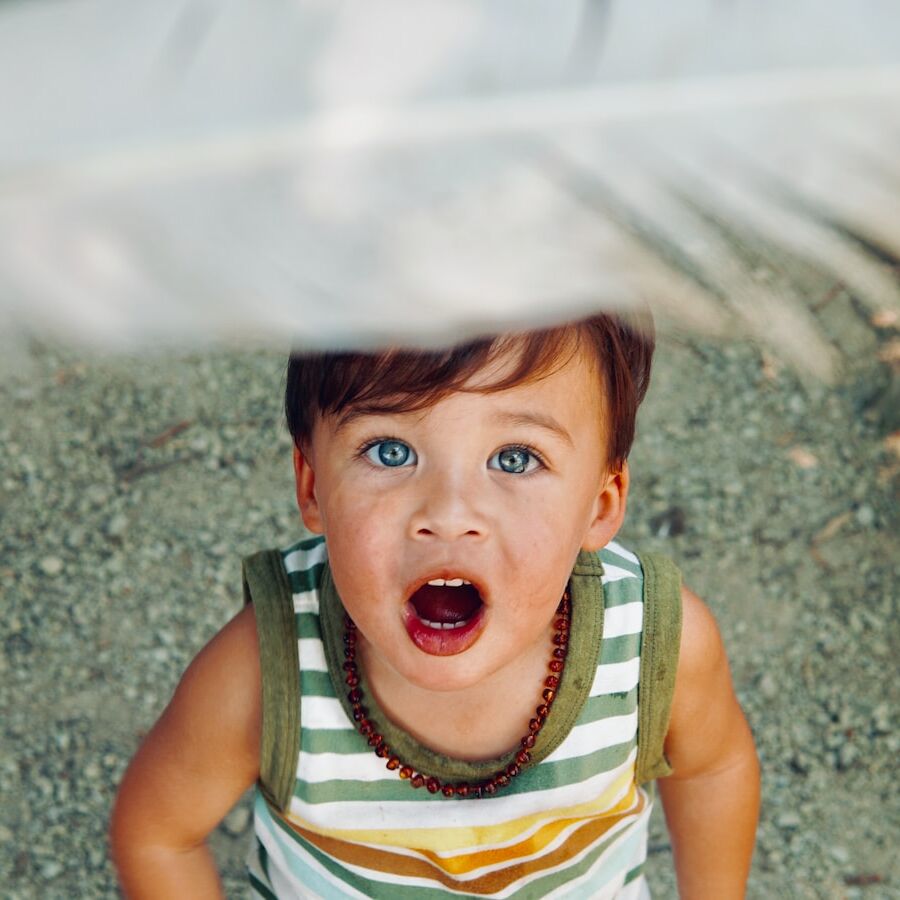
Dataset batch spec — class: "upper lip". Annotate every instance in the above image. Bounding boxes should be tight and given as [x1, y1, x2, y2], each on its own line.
[404, 568, 487, 603]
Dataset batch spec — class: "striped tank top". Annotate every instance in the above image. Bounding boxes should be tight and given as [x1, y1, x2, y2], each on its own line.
[248, 536, 656, 899]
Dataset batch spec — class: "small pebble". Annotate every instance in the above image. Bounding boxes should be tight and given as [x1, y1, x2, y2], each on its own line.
[776, 812, 801, 829]
[758, 673, 778, 700]
[106, 513, 129, 538]
[39, 556, 64, 576]
[855, 505, 876, 527]
[838, 743, 859, 770]
[40, 861, 63, 880]
[830, 846, 851, 865]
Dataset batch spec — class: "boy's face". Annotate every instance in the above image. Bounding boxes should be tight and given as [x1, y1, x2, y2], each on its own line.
[293, 343, 628, 694]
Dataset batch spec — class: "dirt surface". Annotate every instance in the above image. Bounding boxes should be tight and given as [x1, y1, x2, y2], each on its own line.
[2, 300, 898, 898]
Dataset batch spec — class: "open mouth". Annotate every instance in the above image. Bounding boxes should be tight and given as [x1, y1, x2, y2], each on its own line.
[404, 577, 486, 656]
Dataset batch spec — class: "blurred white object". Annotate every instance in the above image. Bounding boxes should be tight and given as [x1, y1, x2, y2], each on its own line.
[1, 0, 899, 376]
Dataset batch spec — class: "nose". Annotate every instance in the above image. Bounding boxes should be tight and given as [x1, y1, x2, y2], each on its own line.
[408, 469, 486, 542]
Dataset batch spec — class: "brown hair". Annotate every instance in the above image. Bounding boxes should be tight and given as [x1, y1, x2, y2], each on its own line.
[285, 312, 654, 470]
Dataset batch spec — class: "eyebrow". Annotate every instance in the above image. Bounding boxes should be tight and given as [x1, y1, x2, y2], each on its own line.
[493, 411, 575, 447]
[332, 406, 575, 447]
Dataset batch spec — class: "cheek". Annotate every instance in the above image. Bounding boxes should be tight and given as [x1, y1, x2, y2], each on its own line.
[321, 483, 404, 580]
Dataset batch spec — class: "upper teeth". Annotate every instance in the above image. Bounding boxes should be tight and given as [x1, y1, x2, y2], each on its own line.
[427, 578, 471, 587]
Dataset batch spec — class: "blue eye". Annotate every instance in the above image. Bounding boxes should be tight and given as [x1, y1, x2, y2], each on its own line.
[365, 440, 416, 468]
[489, 446, 540, 474]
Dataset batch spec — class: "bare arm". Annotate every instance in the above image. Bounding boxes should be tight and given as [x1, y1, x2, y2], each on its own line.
[110, 603, 262, 899]
[657, 586, 760, 900]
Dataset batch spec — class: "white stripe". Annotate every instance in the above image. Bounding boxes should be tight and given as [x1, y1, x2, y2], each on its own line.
[604, 540, 639, 565]
[591, 657, 641, 695]
[283, 540, 328, 574]
[301, 696, 355, 730]
[545, 712, 637, 764]
[293, 589, 320, 615]
[288, 748, 637, 833]
[601, 563, 638, 584]
[298, 750, 395, 784]
[298, 638, 328, 672]
[603, 602, 644, 639]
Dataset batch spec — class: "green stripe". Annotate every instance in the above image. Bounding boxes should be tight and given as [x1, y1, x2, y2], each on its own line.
[248, 871, 278, 900]
[623, 861, 645, 885]
[287, 563, 325, 594]
[293, 739, 635, 805]
[300, 670, 340, 697]
[602, 578, 642, 608]
[599, 546, 642, 577]
[579, 688, 638, 723]
[296, 612, 323, 639]
[598, 632, 641, 665]
[301, 727, 363, 755]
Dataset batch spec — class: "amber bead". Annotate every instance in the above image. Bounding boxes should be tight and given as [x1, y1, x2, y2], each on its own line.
[442, 785, 456, 797]
[352, 706, 367, 722]
[348, 688, 362, 703]
[553, 633, 567, 646]
[542, 688, 556, 703]
[411, 774, 425, 789]
[521, 734, 536, 749]
[549, 660, 564, 673]
[346, 673, 359, 687]
[426, 778, 440, 794]
[343, 631, 357, 645]
[343, 647, 355, 659]
[375, 744, 390, 758]
[387, 757, 400, 770]
[399, 766, 412, 779]
[359, 719, 373, 735]
[343, 660, 357, 672]
[482, 782, 496, 795]
[554, 617, 569, 631]
[516, 750, 531, 766]
[553, 648, 566, 661]
[506, 763, 520, 778]
[528, 718, 541, 733]
[494, 774, 509, 788]
[367, 733, 383, 747]
[456, 785, 469, 798]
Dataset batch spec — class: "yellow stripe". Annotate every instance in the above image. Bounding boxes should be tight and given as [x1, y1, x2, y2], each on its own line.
[284, 763, 635, 854]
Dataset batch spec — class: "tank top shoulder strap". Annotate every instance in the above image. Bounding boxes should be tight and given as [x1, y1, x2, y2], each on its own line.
[633, 551, 683, 783]
[242, 547, 299, 814]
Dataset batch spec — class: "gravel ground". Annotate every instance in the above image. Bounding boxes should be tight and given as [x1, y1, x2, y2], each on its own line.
[2, 298, 898, 898]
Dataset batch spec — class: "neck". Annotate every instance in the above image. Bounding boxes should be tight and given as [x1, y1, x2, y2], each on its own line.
[358, 623, 554, 761]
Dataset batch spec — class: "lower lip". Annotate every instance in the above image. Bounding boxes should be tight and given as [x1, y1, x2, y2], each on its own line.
[402, 602, 486, 656]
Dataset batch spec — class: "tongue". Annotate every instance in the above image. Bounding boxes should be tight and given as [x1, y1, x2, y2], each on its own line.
[411, 584, 482, 624]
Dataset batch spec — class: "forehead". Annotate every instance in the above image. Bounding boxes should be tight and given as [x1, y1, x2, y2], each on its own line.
[333, 339, 606, 434]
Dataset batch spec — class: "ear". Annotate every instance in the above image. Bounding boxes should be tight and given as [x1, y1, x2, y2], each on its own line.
[581, 461, 629, 552]
[293, 445, 324, 534]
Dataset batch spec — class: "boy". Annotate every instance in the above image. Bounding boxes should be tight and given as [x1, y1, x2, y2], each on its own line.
[110, 313, 759, 898]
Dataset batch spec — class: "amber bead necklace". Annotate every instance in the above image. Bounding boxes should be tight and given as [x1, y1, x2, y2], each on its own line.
[342, 589, 571, 799]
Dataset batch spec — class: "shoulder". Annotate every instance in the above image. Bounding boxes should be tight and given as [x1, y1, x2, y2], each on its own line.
[111, 605, 262, 852]
[663, 585, 749, 777]
[155, 602, 262, 780]
[677, 584, 726, 677]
